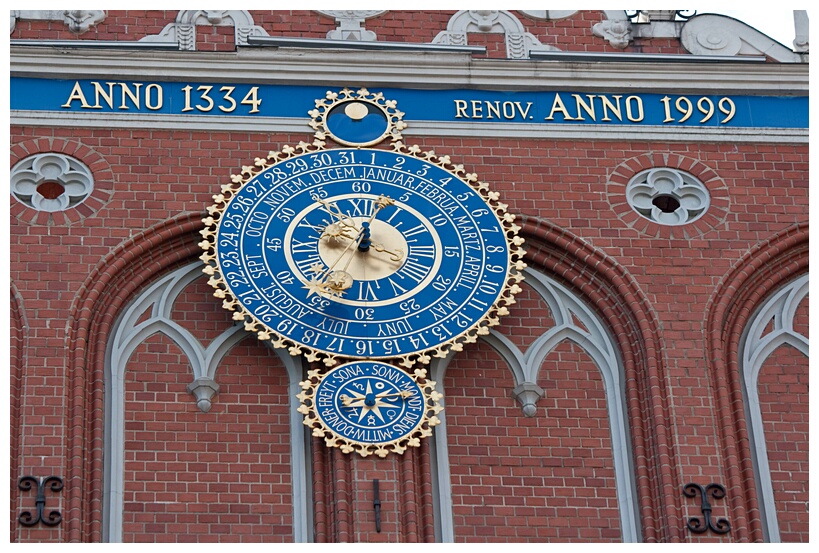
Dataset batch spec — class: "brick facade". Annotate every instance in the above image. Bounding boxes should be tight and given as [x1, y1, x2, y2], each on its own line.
[10, 10, 808, 543]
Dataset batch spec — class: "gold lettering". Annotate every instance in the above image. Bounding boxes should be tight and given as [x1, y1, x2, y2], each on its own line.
[92, 82, 115, 109]
[600, 95, 622, 122]
[119, 83, 142, 110]
[470, 100, 482, 118]
[61, 81, 92, 109]
[514, 101, 533, 119]
[572, 94, 596, 121]
[196, 85, 214, 112]
[145, 84, 163, 110]
[544, 93, 577, 121]
[625, 95, 644, 122]
[486, 101, 501, 119]
[454, 99, 468, 118]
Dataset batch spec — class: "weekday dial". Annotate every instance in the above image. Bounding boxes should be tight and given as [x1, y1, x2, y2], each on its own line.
[296, 360, 443, 457]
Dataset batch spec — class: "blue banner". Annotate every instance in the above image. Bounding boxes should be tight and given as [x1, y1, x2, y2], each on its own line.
[10, 77, 808, 129]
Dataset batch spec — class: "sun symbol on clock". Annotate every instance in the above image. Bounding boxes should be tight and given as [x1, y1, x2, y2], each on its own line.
[339, 379, 411, 424]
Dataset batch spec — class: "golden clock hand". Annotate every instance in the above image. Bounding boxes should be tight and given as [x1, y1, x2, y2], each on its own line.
[311, 195, 359, 239]
[311, 195, 353, 224]
[305, 194, 397, 298]
[304, 231, 360, 297]
[370, 243, 404, 262]
[367, 195, 395, 224]
[340, 394, 366, 407]
[376, 390, 413, 399]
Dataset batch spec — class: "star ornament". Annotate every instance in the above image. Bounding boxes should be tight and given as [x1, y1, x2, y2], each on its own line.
[303, 278, 328, 298]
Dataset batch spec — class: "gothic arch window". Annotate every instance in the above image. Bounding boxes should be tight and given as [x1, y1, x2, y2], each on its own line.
[429, 267, 640, 542]
[102, 262, 311, 542]
[739, 273, 808, 542]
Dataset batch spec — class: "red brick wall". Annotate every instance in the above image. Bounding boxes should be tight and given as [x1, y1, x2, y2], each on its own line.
[10, 120, 809, 541]
[9, 1, 810, 531]
[121, 333, 293, 542]
[444, 340, 621, 541]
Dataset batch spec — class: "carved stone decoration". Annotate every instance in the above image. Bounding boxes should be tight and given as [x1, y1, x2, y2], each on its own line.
[593, 19, 633, 49]
[681, 14, 803, 62]
[11, 153, 95, 213]
[140, 10, 268, 51]
[10, 10, 106, 34]
[316, 10, 386, 41]
[432, 9, 557, 59]
[793, 10, 809, 53]
[626, 167, 710, 226]
[511, 382, 544, 417]
[518, 10, 578, 20]
[637, 10, 678, 22]
[187, 376, 221, 413]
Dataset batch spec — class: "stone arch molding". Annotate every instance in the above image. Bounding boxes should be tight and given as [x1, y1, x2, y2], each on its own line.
[432, 10, 558, 59]
[140, 10, 268, 50]
[430, 266, 639, 542]
[740, 273, 808, 542]
[103, 261, 308, 542]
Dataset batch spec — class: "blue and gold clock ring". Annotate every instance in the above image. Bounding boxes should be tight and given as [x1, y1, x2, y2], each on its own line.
[200, 141, 526, 368]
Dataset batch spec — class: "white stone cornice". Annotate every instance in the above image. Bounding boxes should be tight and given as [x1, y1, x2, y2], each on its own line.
[9, 111, 808, 144]
[9, 46, 809, 94]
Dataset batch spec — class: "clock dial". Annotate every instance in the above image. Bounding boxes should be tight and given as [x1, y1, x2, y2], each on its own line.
[201, 145, 525, 367]
[296, 360, 443, 457]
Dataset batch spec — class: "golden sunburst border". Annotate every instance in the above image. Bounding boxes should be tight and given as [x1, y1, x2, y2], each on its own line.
[199, 92, 527, 369]
[296, 364, 443, 457]
[308, 87, 407, 147]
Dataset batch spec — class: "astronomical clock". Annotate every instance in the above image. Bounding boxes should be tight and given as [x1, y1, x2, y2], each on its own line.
[200, 88, 526, 457]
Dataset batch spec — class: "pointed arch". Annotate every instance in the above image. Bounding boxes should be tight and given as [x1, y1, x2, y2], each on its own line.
[704, 222, 809, 542]
[432, 217, 681, 542]
[63, 212, 311, 542]
[101, 262, 308, 542]
[740, 274, 807, 542]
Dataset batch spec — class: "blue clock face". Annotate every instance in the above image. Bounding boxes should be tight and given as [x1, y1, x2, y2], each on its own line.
[210, 147, 515, 363]
[313, 361, 427, 444]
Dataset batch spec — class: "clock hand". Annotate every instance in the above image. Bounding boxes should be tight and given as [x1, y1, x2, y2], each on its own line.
[375, 390, 414, 400]
[316, 227, 404, 263]
[370, 243, 404, 262]
[340, 388, 411, 406]
[311, 195, 359, 240]
[357, 195, 395, 252]
[303, 232, 359, 297]
[311, 195, 356, 226]
[304, 195, 398, 298]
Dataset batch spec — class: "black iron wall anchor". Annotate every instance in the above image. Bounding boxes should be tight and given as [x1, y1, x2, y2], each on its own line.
[18, 476, 64, 527]
[683, 482, 730, 535]
[373, 479, 382, 533]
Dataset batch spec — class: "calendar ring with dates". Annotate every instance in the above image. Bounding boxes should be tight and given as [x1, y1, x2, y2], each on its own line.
[200, 144, 526, 368]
